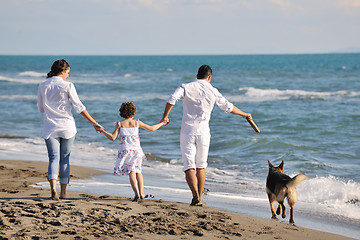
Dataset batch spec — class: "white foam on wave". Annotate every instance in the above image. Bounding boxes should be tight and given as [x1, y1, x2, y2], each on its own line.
[297, 176, 360, 219]
[229, 87, 360, 102]
[0, 137, 115, 172]
[0, 95, 36, 101]
[208, 191, 267, 202]
[0, 74, 136, 85]
[0, 75, 43, 84]
[124, 73, 132, 78]
[79, 93, 169, 102]
[0, 71, 45, 84]
[18, 71, 46, 77]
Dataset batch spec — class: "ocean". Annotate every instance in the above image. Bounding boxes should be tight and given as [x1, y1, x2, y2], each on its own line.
[0, 54, 359, 238]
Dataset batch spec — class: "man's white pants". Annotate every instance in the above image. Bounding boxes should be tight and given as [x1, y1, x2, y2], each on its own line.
[180, 133, 210, 171]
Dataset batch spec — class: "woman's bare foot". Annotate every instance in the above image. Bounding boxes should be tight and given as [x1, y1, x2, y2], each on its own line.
[51, 191, 59, 201]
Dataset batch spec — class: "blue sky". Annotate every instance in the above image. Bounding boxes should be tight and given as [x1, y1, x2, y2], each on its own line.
[0, 0, 359, 55]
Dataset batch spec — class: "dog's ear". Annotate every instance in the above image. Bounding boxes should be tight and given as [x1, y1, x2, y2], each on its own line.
[268, 160, 274, 168]
[278, 161, 284, 170]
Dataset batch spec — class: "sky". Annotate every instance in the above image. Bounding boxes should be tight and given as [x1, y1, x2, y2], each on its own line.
[0, 0, 359, 55]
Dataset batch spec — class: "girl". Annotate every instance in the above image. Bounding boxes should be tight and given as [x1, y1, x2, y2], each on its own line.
[101, 102, 165, 202]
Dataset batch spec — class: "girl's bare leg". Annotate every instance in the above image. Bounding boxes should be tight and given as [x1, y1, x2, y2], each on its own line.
[129, 171, 140, 200]
[136, 173, 145, 199]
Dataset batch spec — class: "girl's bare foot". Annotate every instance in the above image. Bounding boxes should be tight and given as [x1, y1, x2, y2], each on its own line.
[140, 194, 148, 199]
[132, 196, 140, 202]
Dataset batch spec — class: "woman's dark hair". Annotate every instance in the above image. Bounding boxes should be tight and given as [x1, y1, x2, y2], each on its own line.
[119, 102, 136, 119]
[197, 65, 213, 79]
[47, 59, 70, 78]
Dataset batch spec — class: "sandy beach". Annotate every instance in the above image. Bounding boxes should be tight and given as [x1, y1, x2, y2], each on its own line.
[0, 160, 355, 240]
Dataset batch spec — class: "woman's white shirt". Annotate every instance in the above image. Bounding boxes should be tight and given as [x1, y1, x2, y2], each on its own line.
[37, 76, 86, 139]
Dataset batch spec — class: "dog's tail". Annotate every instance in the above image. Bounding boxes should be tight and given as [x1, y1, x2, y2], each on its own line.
[287, 174, 307, 188]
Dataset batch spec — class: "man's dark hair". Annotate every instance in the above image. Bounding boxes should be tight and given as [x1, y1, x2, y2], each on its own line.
[197, 65, 212, 79]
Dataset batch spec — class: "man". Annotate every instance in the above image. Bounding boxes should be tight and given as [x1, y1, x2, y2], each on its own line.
[161, 65, 252, 206]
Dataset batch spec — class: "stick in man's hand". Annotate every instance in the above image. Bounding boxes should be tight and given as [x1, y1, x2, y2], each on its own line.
[247, 118, 260, 133]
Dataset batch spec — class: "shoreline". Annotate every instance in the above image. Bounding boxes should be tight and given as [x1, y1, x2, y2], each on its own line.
[0, 160, 355, 240]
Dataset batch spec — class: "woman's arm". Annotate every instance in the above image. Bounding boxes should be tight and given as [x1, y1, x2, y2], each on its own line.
[138, 121, 165, 132]
[102, 124, 120, 141]
[80, 110, 104, 132]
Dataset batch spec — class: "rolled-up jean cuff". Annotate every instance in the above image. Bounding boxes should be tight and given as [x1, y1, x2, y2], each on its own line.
[48, 174, 58, 181]
[59, 177, 69, 184]
[48, 176, 69, 184]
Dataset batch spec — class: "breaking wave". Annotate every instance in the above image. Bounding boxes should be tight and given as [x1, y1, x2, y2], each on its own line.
[230, 87, 360, 102]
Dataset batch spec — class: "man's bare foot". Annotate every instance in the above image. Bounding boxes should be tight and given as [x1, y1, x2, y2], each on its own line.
[190, 197, 206, 207]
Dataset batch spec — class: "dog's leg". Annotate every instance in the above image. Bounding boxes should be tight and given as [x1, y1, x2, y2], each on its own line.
[278, 202, 286, 218]
[267, 193, 278, 220]
[276, 204, 281, 215]
[289, 203, 295, 224]
[287, 189, 298, 224]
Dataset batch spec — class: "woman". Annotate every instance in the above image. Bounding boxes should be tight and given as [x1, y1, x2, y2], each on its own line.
[37, 59, 103, 200]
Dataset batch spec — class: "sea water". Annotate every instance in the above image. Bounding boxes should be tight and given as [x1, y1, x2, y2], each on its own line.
[0, 54, 359, 238]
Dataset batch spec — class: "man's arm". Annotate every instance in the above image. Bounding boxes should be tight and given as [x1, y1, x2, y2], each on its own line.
[231, 106, 252, 120]
[161, 103, 174, 126]
[162, 85, 184, 126]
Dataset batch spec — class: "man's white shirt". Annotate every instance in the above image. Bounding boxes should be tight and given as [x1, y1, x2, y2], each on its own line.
[167, 79, 233, 135]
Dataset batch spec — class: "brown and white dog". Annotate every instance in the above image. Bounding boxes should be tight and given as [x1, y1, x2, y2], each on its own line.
[266, 160, 307, 224]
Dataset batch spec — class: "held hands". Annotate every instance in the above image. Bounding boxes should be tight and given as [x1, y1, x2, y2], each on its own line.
[93, 123, 104, 133]
[160, 117, 170, 126]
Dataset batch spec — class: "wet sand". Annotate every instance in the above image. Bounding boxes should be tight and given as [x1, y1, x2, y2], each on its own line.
[0, 160, 355, 240]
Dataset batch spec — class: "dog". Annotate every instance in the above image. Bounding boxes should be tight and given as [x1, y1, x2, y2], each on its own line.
[266, 160, 307, 224]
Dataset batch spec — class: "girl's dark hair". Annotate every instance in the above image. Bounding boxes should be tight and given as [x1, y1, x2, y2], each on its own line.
[119, 102, 136, 119]
[197, 65, 213, 79]
[47, 59, 70, 78]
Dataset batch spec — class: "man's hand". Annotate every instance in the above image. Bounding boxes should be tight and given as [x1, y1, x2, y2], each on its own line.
[160, 117, 170, 126]
[244, 113, 252, 120]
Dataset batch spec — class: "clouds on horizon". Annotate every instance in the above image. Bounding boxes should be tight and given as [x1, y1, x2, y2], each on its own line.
[0, 0, 359, 55]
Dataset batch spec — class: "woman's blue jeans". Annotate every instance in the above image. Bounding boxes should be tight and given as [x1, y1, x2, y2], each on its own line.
[45, 137, 75, 184]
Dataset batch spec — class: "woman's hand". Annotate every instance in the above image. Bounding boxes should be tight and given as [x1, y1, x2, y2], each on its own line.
[93, 123, 104, 133]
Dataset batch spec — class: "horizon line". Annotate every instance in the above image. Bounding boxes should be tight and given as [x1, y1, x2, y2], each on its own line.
[0, 51, 359, 57]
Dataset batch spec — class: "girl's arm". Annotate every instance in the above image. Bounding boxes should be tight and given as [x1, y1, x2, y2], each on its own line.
[102, 124, 120, 141]
[138, 120, 165, 132]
